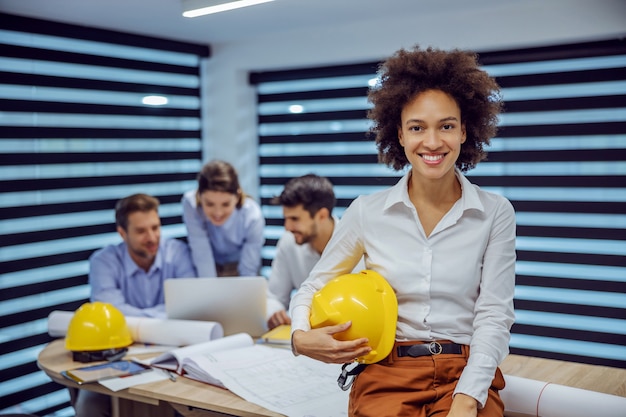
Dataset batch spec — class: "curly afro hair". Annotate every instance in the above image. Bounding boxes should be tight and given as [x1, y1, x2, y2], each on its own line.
[368, 45, 503, 172]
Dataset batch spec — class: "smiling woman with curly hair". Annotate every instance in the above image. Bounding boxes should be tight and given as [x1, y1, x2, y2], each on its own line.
[369, 46, 503, 172]
[290, 45, 516, 417]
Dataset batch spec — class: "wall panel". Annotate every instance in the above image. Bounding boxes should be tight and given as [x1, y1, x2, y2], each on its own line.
[0, 13, 209, 416]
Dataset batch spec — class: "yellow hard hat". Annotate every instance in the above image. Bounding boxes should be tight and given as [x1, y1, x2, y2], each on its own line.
[310, 270, 397, 364]
[65, 302, 133, 362]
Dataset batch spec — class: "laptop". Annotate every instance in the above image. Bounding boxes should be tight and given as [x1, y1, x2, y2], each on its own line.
[164, 276, 268, 337]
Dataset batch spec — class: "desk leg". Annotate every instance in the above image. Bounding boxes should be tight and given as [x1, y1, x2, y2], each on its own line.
[111, 396, 118, 417]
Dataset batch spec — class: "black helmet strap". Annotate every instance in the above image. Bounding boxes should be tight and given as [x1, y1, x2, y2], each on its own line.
[72, 347, 128, 363]
[337, 362, 368, 391]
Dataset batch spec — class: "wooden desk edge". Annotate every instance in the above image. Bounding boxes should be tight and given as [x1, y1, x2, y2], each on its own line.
[38, 339, 281, 416]
[37, 342, 162, 406]
[129, 378, 283, 417]
[500, 354, 626, 398]
[38, 340, 626, 416]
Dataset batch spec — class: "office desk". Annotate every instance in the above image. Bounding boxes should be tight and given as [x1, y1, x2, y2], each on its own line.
[38, 339, 626, 417]
[499, 354, 626, 398]
[37, 339, 282, 417]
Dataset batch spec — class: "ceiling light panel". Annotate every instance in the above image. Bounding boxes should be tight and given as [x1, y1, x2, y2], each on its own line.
[182, 0, 276, 18]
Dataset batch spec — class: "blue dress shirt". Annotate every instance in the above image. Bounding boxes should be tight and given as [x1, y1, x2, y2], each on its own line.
[89, 238, 197, 318]
[182, 189, 265, 277]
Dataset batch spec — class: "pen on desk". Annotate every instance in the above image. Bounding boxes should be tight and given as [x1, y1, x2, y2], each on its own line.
[167, 371, 177, 382]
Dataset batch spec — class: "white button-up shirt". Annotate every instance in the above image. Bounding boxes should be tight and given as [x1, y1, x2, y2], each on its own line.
[266, 216, 365, 319]
[266, 230, 324, 317]
[290, 169, 516, 407]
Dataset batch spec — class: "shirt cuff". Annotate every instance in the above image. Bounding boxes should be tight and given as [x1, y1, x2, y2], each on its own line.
[290, 305, 311, 356]
[454, 351, 498, 408]
[290, 331, 299, 356]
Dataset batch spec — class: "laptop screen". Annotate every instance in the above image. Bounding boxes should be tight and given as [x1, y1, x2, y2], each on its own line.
[164, 276, 268, 337]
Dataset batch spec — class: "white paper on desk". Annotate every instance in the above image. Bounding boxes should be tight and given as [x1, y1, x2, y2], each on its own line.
[197, 344, 349, 417]
[47, 310, 224, 346]
[501, 374, 626, 417]
[98, 368, 168, 392]
[181, 354, 227, 387]
[47, 310, 74, 337]
[501, 375, 546, 417]
[127, 345, 173, 355]
[150, 332, 253, 375]
[125, 316, 224, 346]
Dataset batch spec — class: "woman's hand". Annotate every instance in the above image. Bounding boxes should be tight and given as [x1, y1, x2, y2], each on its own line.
[446, 393, 478, 417]
[292, 321, 371, 364]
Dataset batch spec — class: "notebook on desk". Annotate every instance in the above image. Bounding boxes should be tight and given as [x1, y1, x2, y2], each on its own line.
[164, 276, 268, 337]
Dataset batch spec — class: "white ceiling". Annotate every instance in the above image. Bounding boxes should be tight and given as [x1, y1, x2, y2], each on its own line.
[0, 0, 483, 45]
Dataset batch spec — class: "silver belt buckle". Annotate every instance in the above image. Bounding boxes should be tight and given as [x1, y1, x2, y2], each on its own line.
[428, 341, 443, 355]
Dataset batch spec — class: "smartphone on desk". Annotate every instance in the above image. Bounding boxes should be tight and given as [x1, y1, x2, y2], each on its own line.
[61, 360, 150, 385]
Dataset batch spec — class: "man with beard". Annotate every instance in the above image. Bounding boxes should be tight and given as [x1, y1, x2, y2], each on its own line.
[266, 174, 363, 330]
[74, 194, 196, 417]
[89, 193, 196, 318]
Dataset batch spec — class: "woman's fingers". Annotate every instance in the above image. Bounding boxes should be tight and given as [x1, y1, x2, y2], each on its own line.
[293, 325, 372, 364]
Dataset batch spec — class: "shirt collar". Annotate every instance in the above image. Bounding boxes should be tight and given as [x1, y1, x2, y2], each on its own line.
[457, 169, 484, 213]
[384, 171, 411, 211]
[121, 242, 163, 276]
[384, 168, 484, 213]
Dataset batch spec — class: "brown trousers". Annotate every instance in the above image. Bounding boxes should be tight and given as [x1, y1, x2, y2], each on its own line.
[349, 341, 505, 417]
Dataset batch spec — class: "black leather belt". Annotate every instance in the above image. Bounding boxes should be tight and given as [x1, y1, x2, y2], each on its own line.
[397, 342, 463, 357]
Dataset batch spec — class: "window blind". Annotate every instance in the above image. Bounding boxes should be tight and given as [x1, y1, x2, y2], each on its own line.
[0, 13, 209, 416]
[251, 39, 626, 369]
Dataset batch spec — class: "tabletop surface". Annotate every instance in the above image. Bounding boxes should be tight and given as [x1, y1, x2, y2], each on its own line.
[38, 339, 283, 416]
[38, 338, 626, 417]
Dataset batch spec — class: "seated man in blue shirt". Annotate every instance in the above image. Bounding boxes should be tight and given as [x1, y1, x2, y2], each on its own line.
[74, 193, 196, 417]
[89, 193, 197, 318]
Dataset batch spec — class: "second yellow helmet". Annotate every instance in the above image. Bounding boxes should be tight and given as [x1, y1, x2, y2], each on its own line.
[65, 302, 133, 360]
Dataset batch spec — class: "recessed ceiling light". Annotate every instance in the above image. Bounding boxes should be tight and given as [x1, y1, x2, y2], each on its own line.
[288, 104, 304, 114]
[182, 0, 276, 18]
[142, 95, 169, 106]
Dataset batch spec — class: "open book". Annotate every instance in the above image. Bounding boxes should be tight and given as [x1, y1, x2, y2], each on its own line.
[148, 331, 352, 416]
[189, 342, 350, 417]
[148, 332, 254, 387]
[146, 331, 351, 416]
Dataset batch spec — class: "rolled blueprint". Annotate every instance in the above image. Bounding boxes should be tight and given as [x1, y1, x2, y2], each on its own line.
[501, 374, 626, 417]
[47, 310, 224, 346]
